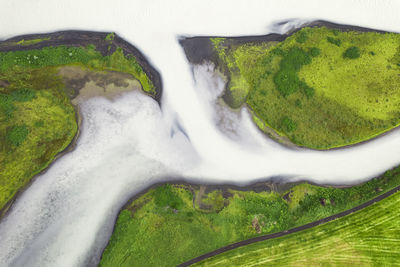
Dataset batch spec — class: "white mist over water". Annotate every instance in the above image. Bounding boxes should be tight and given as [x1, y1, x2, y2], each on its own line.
[1, 0, 400, 266]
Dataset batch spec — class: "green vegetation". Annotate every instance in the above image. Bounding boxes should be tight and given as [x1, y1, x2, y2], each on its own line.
[100, 165, 400, 266]
[0, 45, 154, 95]
[0, 39, 155, 211]
[196, 189, 400, 266]
[106, 47, 154, 94]
[105, 32, 115, 41]
[0, 67, 78, 211]
[309, 47, 320, 57]
[16, 37, 50, 46]
[343, 46, 361, 59]
[11, 88, 36, 102]
[295, 30, 308, 44]
[273, 47, 313, 97]
[213, 27, 400, 149]
[327, 36, 342, 46]
[6, 125, 29, 146]
[280, 116, 297, 132]
[154, 184, 184, 209]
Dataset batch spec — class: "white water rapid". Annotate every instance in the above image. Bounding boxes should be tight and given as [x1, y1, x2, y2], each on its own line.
[1, 0, 400, 266]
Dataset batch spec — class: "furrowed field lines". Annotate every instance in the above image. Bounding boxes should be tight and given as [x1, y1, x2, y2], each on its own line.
[101, 166, 400, 266]
[196, 191, 400, 266]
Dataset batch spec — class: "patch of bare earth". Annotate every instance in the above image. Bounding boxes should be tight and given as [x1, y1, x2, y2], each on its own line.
[252, 216, 261, 233]
[0, 80, 9, 88]
[58, 66, 142, 104]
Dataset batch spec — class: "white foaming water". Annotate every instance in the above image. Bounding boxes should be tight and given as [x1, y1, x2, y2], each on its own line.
[0, 92, 198, 266]
[1, 0, 400, 266]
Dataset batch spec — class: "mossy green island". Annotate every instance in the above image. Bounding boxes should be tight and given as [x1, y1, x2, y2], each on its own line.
[211, 26, 400, 149]
[0, 32, 156, 213]
[100, 166, 400, 266]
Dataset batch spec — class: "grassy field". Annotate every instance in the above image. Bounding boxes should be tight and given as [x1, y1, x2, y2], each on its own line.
[99, 165, 400, 267]
[212, 27, 400, 149]
[0, 40, 154, 212]
[195, 188, 400, 266]
[0, 45, 154, 95]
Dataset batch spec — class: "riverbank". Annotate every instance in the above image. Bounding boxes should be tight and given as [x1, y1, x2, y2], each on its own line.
[180, 20, 400, 150]
[0, 30, 162, 103]
[0, 31, 162, 219]
[184, 182, 400, 266]
[100, 162, 400, 266]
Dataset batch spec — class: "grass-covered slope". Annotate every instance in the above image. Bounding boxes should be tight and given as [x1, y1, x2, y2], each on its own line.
[0, 67, 77, 212]
[0, 32, 156, 213]
[212, 26, 400, 149]
[195, 188, 400, 266]
[100, 166, 400, 266]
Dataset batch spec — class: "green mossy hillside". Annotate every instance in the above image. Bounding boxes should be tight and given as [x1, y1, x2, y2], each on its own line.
[213, 27, 400, 149]
[100, 166, 400, 266]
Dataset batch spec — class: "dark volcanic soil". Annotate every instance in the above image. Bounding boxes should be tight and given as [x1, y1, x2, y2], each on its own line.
[179, 20, 389, 65]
